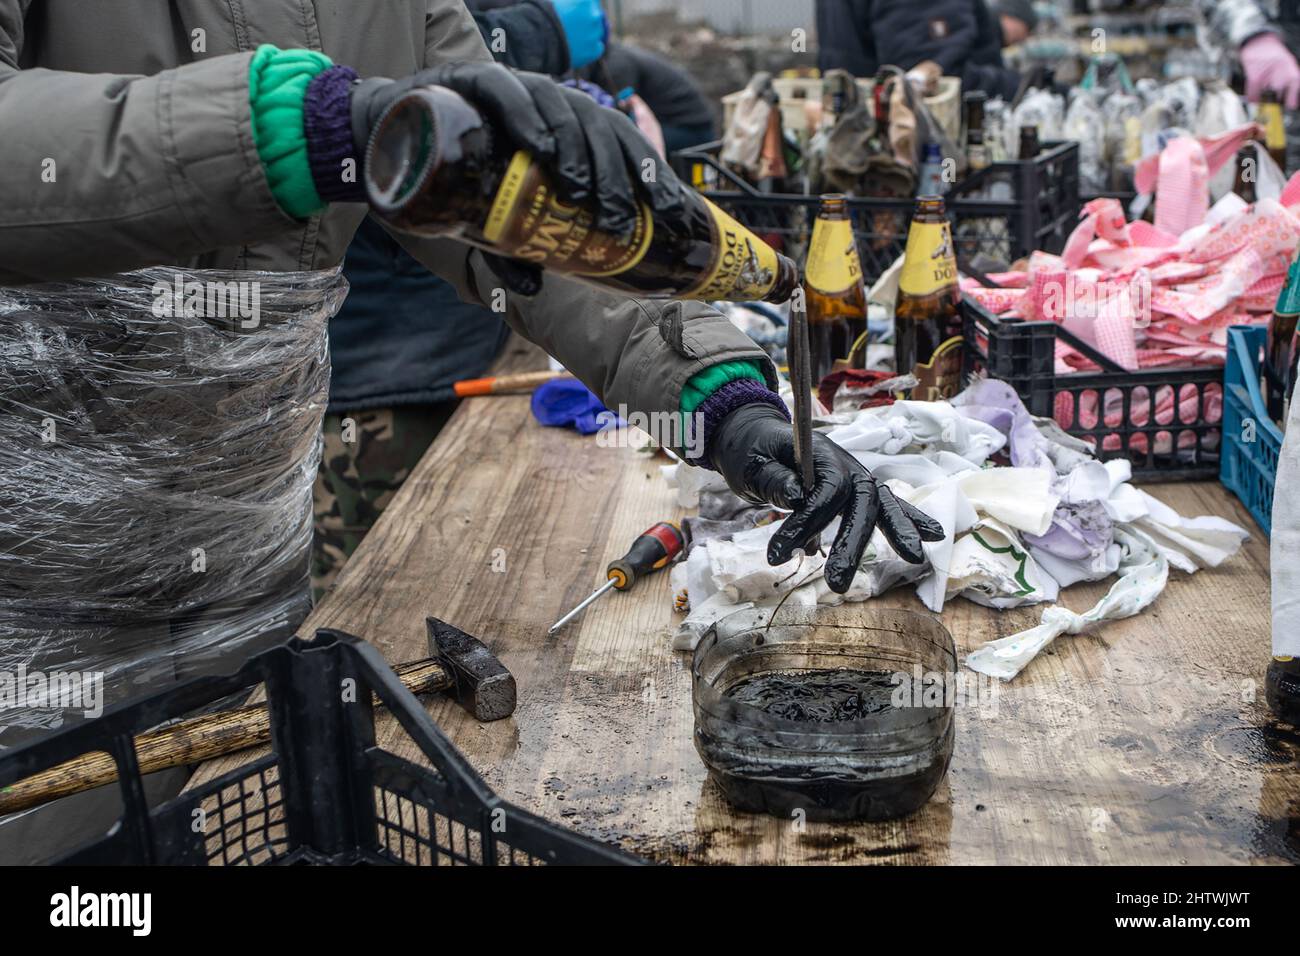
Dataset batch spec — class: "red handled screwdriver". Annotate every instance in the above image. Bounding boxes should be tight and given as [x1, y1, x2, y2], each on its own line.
[548, 521, 685, 635]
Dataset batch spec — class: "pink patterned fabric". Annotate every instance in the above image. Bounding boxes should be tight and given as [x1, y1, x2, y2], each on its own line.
[1133, 123, 1263, 195]
[966, 141, 1300, 446]
[1153, 137, 1210, 236]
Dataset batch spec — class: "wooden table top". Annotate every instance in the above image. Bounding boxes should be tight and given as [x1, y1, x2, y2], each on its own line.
[191, 338, 1299, 865]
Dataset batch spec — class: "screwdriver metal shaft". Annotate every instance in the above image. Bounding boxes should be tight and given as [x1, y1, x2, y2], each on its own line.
[547, 579, 617, 635]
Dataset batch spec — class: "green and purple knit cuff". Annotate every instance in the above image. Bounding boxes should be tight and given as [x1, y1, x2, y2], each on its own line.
[680, 360, 787, 467]
[249, 45, 367, 218]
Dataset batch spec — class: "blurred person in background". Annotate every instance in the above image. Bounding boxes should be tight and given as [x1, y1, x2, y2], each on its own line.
[583, 41, 718, 155]
[315, 0, 610, 598]
[1198, 0, 1300, 108]
[1194, 1, 1300, 721]
[816, 0, 1034, 101]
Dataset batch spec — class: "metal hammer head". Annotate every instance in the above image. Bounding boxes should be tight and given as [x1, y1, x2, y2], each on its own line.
[426, 617, 517, 722]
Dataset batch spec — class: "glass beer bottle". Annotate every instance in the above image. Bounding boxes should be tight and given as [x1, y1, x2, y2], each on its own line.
[803, 195, 867, 382]
[894, 196, 962, 401]
[365, 85, 799, 303]
[964, 92, 990, 173]
[1018, 124, 1040, 161]
[1258, 90, 1287, 171]
[1233, 144, 1258, 204]
[1285, 322, 1300, 426]
[1267, 245, 1300, 422]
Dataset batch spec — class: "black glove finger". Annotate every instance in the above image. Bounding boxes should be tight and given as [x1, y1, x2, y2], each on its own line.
[896, 496, 946, 542]
[768, 473, 850, 566]
[745, 457, 805, 511]
[352, 76, 402, 148]
[875, 484, 928, 564]
[560, 90, 639, 236]
[609, 117, 686, 220]
[483, 252, 543, 296]
[513, 73, 592, 202]
[822, 475, 880, 594]
[443, 64, 557, 163]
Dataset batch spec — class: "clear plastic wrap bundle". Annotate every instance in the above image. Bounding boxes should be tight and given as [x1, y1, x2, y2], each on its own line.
[0, 267, 346, 740]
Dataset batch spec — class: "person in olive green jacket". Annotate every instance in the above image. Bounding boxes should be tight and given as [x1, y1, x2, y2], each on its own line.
[0, 0, 939, 599]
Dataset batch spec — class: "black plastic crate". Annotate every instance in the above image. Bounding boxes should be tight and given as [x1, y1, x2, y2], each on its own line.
[0, 626, 643, 866]
[673, 140, 1081, 285]
[962, 298, 1223, 482]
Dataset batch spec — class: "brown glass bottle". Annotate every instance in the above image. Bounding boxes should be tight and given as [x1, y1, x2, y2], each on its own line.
[1285, 322, 1300, 425]
[895, 196, 962, 401]
[1018, 125, 1040, 161]
[1267, 244, 1300, 422]
[964, 92, 989, 172]
[365, 85, 799, 303]
[1259, 90, 1287, 171]
[1233, 144, 1258, 203]
[802, 195, 868, 381]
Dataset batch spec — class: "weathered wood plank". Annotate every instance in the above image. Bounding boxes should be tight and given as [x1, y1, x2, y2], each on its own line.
[190, 339, 1298, 865]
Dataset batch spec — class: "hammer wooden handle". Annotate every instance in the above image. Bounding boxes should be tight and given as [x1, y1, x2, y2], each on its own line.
[0, 658, 449, 816]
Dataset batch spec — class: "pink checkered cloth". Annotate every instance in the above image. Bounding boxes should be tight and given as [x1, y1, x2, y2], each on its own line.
[963, 123, 1300, 441]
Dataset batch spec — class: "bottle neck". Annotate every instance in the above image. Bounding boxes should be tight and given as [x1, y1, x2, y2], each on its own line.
[914, 199, 946, 221]
[365, 84, 496, 231]
[817, 194, 849, 220]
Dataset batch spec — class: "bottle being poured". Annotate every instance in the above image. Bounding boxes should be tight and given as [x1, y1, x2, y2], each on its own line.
[364, 85, 799, 304]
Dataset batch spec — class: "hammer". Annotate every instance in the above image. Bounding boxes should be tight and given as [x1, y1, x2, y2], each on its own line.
[0, 617, 515, 815]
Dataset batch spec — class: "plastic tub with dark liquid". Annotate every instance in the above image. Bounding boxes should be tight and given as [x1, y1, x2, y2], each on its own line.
[692, 604, 956, 822]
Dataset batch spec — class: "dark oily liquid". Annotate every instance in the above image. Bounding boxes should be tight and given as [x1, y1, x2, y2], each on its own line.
[725, 669, 897, 722]
[698, 664, 955, 821]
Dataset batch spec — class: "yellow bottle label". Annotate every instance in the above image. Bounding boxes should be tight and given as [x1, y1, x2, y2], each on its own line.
[1123, 116, 1142, 165]
[685, 199, 780, 301]
[1261, 103, 1286, 151]
[898, 219, 958, 297]
[483, 151, 654, 278]
[911, 334, 964, 401]
[483, 152, 778, 300]
[805, 216, 863, 295]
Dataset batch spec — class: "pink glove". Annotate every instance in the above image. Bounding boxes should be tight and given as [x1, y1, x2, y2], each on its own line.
[1241, 32, 1300, 109]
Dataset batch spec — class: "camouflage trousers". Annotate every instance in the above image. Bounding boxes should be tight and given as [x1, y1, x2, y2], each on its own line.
[312, 403, 458, 600]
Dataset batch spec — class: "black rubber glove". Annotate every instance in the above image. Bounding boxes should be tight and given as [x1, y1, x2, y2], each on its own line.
[351, 62, 685, 236]
[708, 404, 946, 594]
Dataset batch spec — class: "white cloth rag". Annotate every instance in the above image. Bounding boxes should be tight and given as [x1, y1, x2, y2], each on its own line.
[965, 526, 1169, 680]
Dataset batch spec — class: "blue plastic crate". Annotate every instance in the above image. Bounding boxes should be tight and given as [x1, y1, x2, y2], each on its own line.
[1220, 326, 1284, 536]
